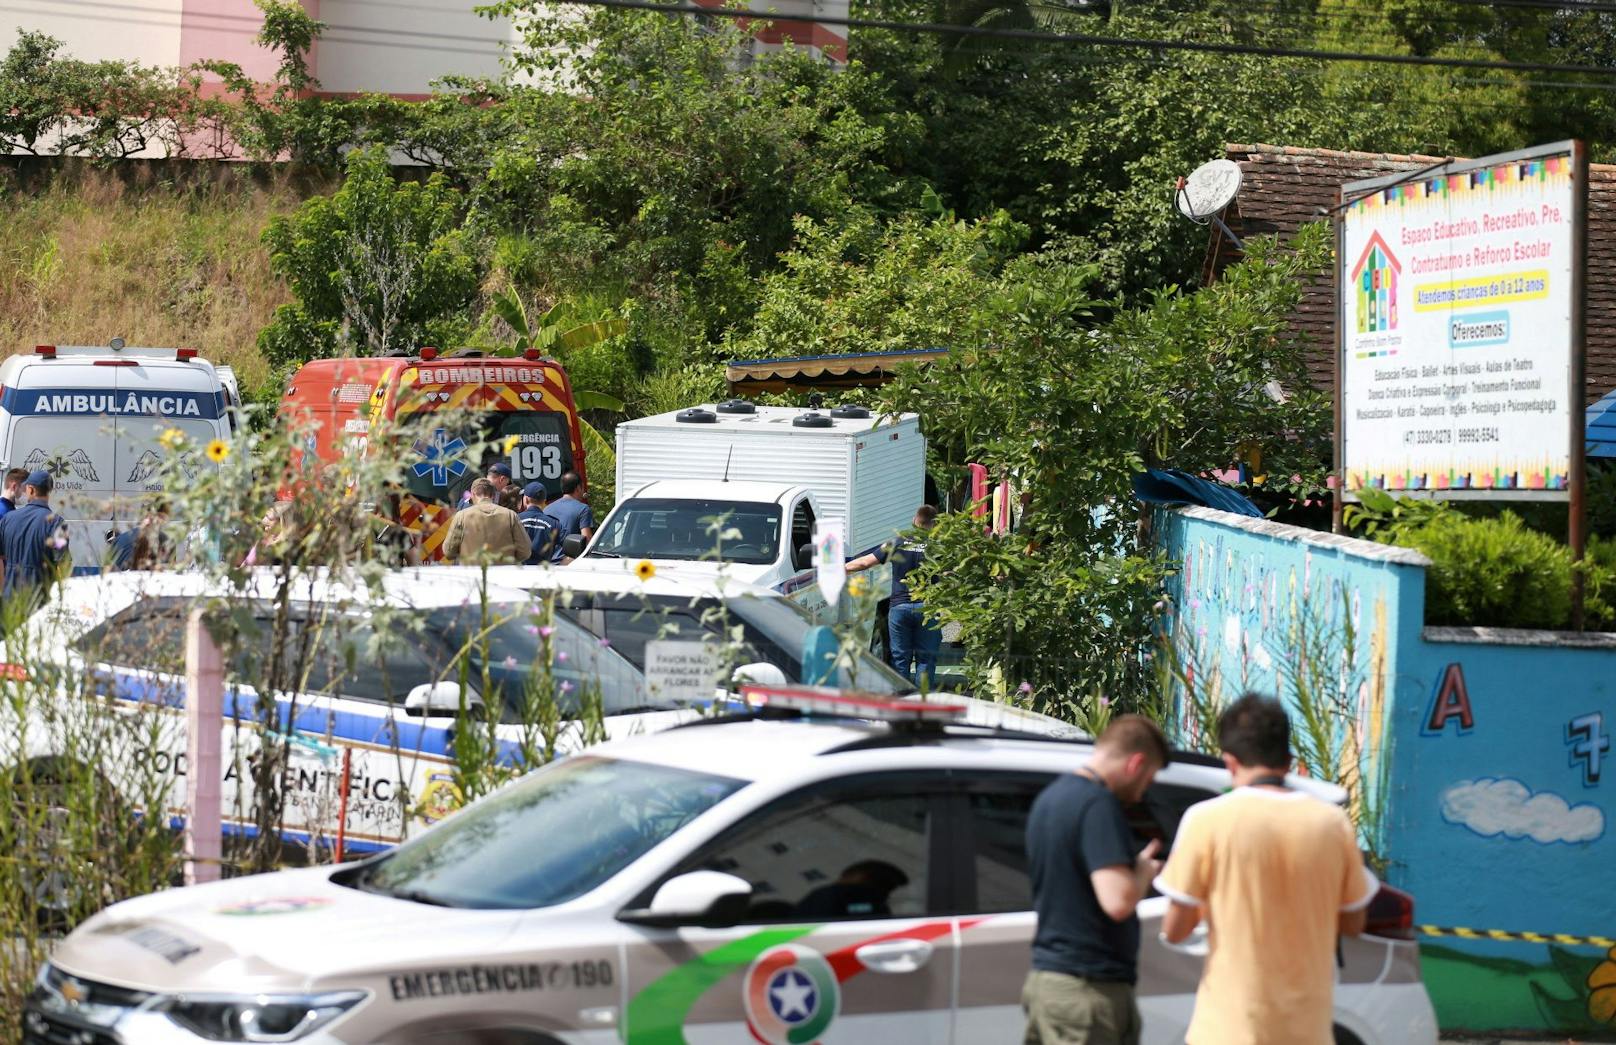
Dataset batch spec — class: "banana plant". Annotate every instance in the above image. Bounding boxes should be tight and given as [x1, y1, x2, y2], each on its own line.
[491, 288, 628, 358]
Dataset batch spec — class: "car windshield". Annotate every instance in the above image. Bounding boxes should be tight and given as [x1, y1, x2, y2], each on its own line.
[559, 593, 913, 694]
[347, 755, 745, 909]
[401, 410, 574, 507]
[586, 498, 783, 565]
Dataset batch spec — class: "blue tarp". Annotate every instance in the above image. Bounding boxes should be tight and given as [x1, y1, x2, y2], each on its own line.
[1588, 388, 1616, 458]
[1132, 468, 1263, 517]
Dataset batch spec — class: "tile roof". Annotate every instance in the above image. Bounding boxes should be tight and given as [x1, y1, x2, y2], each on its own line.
[1211, 143, 1616, 405]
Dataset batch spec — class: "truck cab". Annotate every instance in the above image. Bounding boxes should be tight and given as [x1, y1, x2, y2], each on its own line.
[576, 478, 822, 591]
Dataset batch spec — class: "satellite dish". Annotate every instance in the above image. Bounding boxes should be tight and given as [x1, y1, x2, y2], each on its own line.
[1175, 158, 1242, 222]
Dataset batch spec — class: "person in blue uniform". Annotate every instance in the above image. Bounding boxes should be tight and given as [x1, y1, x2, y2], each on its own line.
[845, 504, 941, 686]
[0, 469, 69, 610]
[547, 471, 595, 563]
[517, 482, 562, 565]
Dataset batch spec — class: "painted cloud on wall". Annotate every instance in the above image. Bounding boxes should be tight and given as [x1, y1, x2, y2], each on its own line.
[1440, 777, 1604, 845]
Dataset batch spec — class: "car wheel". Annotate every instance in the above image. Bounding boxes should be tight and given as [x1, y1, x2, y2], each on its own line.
[1333, 1025, 1366, 1045]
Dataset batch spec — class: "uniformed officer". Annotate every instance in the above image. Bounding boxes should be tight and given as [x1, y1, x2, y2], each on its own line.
[0, 469, 69, 608]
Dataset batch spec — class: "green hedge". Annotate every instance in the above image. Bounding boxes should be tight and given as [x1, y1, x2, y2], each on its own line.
[1387, 512, 1615, 632]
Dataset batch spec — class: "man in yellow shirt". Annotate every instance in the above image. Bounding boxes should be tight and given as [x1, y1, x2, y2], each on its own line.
[1154, 694, 1378, 1045]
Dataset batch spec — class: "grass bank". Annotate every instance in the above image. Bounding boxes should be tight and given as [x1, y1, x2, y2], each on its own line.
[0, 160, 331, 395]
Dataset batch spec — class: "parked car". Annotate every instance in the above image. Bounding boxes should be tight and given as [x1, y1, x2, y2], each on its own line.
[26, 691, 1437, 1044]
[4, 568, 691, 856]
[451, 562, 1083, 736]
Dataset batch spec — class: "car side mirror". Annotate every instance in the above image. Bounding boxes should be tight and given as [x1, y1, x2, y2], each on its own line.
[404, 681, 479, 717]
[795, 542, 814, 571]
[731, 661, 788, 689]
[618, 870, 753, 928]
[562, 534, 586, 559]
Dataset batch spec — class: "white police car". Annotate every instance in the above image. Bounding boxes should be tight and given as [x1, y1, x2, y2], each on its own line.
[6, 568, 695, 857]
[27, 690, 1437, 1044]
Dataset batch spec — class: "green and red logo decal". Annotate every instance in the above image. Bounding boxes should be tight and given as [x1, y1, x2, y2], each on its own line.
[743, 944, 839, 1044]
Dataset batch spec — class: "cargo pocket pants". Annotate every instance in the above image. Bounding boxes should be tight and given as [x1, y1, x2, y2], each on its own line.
[1022, 969, 1142, 1045]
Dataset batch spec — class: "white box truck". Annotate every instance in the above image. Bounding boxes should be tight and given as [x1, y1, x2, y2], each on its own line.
[569, 400, 926, 623]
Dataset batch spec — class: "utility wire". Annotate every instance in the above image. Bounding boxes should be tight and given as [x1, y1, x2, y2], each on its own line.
[559, 0, 1616, 76]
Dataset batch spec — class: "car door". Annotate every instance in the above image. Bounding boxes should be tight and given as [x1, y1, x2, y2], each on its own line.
[621, 771, 959, 1044]
[951, 771, 1218, 1045]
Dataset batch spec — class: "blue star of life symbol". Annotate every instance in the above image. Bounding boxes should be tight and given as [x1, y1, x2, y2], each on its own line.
[411, 428, 469, 488]
[767, 968, 817, 1024]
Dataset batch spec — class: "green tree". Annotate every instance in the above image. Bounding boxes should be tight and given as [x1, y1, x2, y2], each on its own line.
[880, 225, 1332, 711]
[259, 147, 482, 366]
[722, 207, 1027, 361]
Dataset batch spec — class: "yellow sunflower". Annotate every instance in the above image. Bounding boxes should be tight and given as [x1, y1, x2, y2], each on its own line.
[157, 427, 185, 451]
[205, 439, 231, 463]
[635, 559, 657, 582]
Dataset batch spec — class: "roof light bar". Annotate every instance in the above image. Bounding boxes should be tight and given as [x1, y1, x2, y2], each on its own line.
[33, 345, 55, 357]
[739, 685, 968, 723]
[419, 347, 439, 361]
[522, 348, 542, 361]
[177, 348, 198, 361]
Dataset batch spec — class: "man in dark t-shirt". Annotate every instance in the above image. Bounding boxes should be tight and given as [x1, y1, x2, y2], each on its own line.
[845, 504, 940, 685]
[1024, 715, 1170, 1045]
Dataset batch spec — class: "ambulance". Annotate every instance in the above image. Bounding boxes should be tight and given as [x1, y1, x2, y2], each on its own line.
[280, 349, 588, 560]
[0, 342, 233, 573]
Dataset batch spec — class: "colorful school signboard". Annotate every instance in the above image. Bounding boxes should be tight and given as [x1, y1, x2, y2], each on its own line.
[1338, 142, 1584, 499]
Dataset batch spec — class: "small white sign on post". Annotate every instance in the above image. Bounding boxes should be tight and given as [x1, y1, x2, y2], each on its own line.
[814, 520, 846, 609]
[184, 609, 223, 886]
[645, 640, 722, 703]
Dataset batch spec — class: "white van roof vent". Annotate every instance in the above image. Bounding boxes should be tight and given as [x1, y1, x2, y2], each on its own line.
[716, 398, 756, 415]
[830, 404, 871, 419]
[677, 407, 718, 424]
[792, 411, 834, 429]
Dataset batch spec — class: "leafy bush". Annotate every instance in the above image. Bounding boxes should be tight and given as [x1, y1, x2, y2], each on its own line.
[1396, 511, 1575, 630]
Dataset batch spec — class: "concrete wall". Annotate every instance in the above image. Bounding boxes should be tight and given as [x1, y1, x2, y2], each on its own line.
[1157, 506, 1616, 1036]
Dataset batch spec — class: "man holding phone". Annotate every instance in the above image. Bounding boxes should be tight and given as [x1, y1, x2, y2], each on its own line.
[1023, 715, 1170, 1045]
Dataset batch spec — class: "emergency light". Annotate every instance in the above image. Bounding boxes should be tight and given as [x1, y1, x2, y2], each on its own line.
[739, 684, 967, 724]
[419, 347, 440, 361]
[33, 345, 55, 357]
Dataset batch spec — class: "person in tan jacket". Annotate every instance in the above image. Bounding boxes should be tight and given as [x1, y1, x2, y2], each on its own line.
[443, 479, 529, 564]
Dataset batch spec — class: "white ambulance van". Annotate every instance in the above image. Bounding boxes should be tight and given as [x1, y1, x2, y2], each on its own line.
[0, 342, 232, 572]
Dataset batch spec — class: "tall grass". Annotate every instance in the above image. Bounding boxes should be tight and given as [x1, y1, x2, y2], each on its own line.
[0, 161, 325, 392]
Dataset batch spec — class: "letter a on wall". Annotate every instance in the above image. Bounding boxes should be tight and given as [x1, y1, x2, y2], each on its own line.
[1423, 663, 1474, 736]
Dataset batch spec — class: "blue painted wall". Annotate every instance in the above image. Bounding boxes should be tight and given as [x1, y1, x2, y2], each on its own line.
[1156, 506, 1616, 1035]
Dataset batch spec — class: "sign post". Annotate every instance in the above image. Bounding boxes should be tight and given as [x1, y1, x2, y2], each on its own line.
[184, 609, 222, 885]
[1336, 141, 1589, 624]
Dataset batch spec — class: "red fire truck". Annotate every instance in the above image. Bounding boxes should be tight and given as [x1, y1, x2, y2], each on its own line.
[280, 349, 587, 560]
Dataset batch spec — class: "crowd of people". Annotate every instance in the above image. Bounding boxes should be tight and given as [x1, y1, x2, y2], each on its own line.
[0, 455, 604, 619]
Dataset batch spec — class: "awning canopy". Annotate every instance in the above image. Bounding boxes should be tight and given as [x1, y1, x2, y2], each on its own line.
[725, 348, 948, 394]
[1588, 388, 1616, 458]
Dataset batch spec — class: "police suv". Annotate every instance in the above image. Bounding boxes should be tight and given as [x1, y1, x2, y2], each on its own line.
[27, 690, 1438, 1045]
[0, 342, 235, 572]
